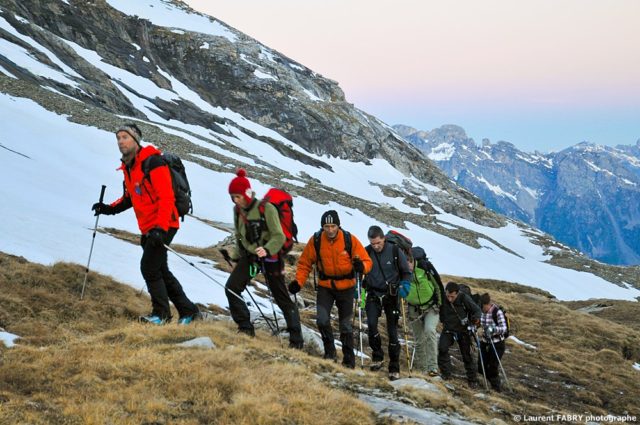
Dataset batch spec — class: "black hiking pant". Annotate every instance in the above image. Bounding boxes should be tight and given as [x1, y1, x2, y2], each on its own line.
[479, 339, 505, 390]
[225, 255, 302, 345]
[438, 330, 477, 383]
[365, 292, 401, 373]
[316, 285, 355, 367]
[140, 227, 199, 321]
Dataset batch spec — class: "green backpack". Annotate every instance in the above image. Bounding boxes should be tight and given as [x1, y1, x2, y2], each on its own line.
[406, 267, 438, 307]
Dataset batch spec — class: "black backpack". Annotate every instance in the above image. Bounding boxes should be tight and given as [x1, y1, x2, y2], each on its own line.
[491, 305, 511, 338]
[385, 230, 413, 257]
[142, 153, 193, 221]
[458, 283, 481, 307]
[411, 246, 445, 306]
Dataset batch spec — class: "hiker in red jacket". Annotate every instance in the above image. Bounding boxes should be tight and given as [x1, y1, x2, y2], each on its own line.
[91, 123, 199, 325]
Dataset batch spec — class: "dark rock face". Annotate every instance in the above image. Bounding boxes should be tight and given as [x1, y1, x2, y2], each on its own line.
[0, 0, 488, 224]
[397, 125, 640, 265]
[0, 0, 446, 183]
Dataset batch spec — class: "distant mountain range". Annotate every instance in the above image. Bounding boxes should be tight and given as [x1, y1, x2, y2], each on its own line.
[394, 124, 640, 265]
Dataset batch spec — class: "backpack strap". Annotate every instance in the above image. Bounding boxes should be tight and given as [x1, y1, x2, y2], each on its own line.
[314, 229, 355, 282]
[343, 230, 352, 257]
[140, 154, 168, 203]
[141, 154, 166, 181]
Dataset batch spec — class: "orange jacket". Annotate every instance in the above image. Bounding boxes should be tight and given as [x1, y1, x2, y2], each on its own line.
[295, 229, 372, 291]
[111, 145, 179, 234]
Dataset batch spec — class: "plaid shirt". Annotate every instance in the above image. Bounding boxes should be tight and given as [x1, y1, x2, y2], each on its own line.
[480, 303, 507, 343]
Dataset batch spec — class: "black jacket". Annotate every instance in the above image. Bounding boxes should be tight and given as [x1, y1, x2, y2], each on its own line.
[439, 292, 482, 332]
[364, 242, 412, 296]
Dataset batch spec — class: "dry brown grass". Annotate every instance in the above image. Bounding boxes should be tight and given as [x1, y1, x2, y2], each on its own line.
[3, 236, 640, 425]
[0, 252, 376, 424]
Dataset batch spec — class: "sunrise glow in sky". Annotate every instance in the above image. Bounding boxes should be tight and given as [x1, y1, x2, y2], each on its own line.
[185, 0, 640, 153]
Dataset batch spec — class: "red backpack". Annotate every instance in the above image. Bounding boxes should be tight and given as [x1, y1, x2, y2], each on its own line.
[258, 188, 298, 255]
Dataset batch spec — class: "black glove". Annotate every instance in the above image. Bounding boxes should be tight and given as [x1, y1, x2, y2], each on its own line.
[92, 202, 115, 216]
[288, 280, 301, 294]
[220, 249, 234, 265]
[147, 228, 167, 247]
[352, 258, 364, 274]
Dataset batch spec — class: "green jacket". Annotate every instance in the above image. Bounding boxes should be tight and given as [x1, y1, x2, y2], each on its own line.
[232, 198, 285, 259]
[406, 266, 440, 307]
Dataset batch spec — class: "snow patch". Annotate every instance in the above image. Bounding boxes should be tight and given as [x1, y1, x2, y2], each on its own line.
[302, 88, 322, 102]
[259, 48, 276, 63]
[289, 63, 304, 71]
[105, 0, 238, 42]
[428, 142, 455, 161]
[253, 69, 277, 81]
[478, 176, 517, 201]
[0, 331, 19, 348]
[509, 336, 537, 350]
[14, 15, 30, 24]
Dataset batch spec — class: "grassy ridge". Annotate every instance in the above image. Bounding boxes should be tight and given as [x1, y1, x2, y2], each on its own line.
[0, 253, 375, 424]
[1, 248, 640, 424]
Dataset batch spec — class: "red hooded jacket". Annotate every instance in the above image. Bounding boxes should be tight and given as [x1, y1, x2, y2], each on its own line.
[111, 145, 179, 234]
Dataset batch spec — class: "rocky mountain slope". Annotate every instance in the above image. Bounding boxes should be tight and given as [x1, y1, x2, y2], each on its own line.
[395, 124, 640, 266]
[1, 0, 639, 297]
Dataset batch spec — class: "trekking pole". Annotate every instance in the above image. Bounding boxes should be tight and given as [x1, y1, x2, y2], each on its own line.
[80, 185, 106, 300]
[400, 298, 412, 376]
[471, 326, 489, 390]
[489, 337, 513, 393]
[220, 251, 276, 334]
[356, 272, 364, 368]
[165, 244, 245, 303]
[259, 259, 281, 335]
[411, 343, 416, 371]
[245, 285, 278, 335]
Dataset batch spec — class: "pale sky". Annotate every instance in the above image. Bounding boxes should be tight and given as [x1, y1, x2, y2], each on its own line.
[184, 0, 640, 152]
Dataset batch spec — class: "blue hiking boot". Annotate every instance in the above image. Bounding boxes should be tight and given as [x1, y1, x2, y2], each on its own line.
[177, 316, 194, 325]
[140, 315, 165, 325]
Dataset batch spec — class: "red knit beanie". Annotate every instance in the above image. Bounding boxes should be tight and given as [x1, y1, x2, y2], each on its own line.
[228, 169, 253, 204]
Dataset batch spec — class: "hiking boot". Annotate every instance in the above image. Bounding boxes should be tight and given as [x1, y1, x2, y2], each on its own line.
[342, 361, 355, 369]
[468, 380, 479, 389]
[140, 315, 165, 325]
[388, 372, 400, 381]
[289, 340, 304, 350]
[428, 370, 440, 377]
[238, 327, 255, 337]
[177, 315, 195, 325]
[440, 373, 451, 381]
[370, 360, 384, 371]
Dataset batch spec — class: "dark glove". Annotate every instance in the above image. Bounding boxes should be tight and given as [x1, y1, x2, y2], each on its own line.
[352, 257, 364, 274]
[92, 202, 115, 216]
[147, 228, 167, 247]
[220, 249, 234, 265]
[288, 280, 301, 294]
[485, 325, 495, 336]
[398, 280, 411, 299]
